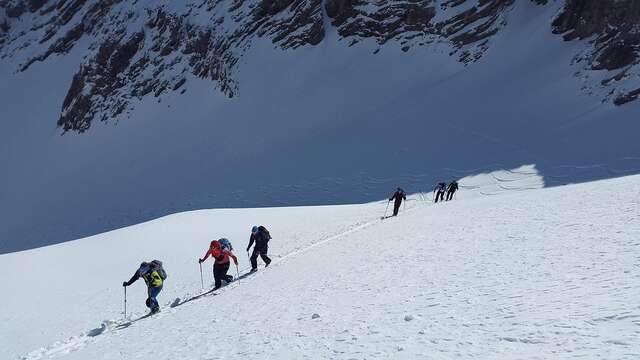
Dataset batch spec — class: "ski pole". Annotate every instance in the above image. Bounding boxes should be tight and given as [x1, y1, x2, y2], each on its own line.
[199, 262, 204, 290]
[124, 286, 127, 319]
[383, 200, 390, 218]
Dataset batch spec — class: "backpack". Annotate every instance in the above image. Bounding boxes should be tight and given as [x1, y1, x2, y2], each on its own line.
[258, 226, 271, 241]
[219, 238, 233, 252]
[150, 259, 167, 280]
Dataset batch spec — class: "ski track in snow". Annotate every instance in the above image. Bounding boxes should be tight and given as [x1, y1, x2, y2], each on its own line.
[11, 168, 640, 359]
[18, 206, 405, 360]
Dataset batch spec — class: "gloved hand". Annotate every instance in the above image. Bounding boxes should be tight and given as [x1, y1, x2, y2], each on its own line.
[198, 258, 203, 264]
[246, 247, 250, 252]
[122, 281, 128, 287]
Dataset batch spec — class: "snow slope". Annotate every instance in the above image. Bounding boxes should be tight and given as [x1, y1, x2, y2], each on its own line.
[1, 1, 640, 252]
[1, 169, 638, 360]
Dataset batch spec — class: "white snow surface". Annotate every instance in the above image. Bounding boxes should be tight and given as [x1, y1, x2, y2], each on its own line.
[1, 169, 639, 360]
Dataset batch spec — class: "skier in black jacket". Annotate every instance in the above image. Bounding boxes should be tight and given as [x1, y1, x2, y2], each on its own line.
[247, 225, 272, 271]
[389, 188, 407, 216]
[446, 180, 459, 201]
[434, 182, 446, 203]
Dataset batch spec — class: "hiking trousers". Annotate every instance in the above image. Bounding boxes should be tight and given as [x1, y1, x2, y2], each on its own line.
[393, 200, 402, 216]
[213, 261, 232, 289]
[250, 246, 271, 270]
[146, 285, 162, 311]
[446, 190, 456, 201]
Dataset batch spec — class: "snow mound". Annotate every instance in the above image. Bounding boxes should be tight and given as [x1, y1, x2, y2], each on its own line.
[2, 171, 639, 359]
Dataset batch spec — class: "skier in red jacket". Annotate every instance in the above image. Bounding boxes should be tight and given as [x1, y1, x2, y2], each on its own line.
[199, 240, 238, 290]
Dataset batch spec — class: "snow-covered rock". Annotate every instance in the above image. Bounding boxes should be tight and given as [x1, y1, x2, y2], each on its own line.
[2, 0, 639, 133]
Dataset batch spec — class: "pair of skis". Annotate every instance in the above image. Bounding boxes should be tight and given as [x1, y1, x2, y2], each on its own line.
[381, 199, 406, 220]
[170, 266, 262, 309]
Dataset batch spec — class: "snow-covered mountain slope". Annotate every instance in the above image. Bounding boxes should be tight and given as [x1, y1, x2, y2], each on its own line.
[1, 0, 640, 252]
[1, 172, 638, 360]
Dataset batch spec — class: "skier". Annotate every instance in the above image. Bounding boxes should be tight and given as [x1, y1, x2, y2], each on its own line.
[389, 187, 407, 216]
[247, 225, 272, 271]
[122, 260, 167, 314]
[434, 182, 446, 203]
[446, 180, 459, 201]
[199, 239, 238, 290]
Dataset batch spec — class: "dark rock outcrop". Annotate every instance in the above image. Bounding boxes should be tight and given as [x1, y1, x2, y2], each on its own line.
[552, 0, 640, 104]
[553, 0, 640, 70]
[2, 0, 640, 132]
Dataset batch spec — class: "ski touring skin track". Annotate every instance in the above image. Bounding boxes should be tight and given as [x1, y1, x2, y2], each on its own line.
[19, 200, 427, 360]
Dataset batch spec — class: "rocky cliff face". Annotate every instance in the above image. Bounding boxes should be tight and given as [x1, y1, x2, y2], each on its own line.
[1, 0, 639, 133]
[552, 0, 640, 105]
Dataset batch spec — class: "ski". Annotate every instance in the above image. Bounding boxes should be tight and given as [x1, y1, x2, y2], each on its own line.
[114, 311, 159, 330]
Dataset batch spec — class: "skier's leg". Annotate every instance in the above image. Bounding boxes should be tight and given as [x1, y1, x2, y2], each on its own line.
[147, 286, 161, 312]
[146, 287, 153, 309]
[213, 263, 223, 289]
[221, 262, 233, 282]
[250, 248, 259, 270]
[260, 248, 271, 266]
[153, 286, 162, 311]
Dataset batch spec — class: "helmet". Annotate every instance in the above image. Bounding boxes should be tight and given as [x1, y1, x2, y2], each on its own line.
[251, 225, 259, 234]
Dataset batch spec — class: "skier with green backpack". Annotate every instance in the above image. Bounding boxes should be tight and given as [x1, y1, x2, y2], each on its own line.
[122, 260, 167, 314]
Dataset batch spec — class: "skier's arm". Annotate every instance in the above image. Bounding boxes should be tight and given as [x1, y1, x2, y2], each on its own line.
[246, 234, 255, 251]
[200, 249, 212, 262]
[226, 251, 238, 265]
[123, 270, 140, 286]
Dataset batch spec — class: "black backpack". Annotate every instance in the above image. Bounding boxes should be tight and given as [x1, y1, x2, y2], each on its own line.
[258, 226, 271, 241]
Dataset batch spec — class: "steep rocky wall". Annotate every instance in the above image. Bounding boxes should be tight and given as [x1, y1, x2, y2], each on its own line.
[552, 0, 640, 105]
[2, 0, 640, 133]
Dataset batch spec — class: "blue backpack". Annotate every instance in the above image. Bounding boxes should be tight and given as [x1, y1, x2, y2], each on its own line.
[219, 238, 233, 252]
